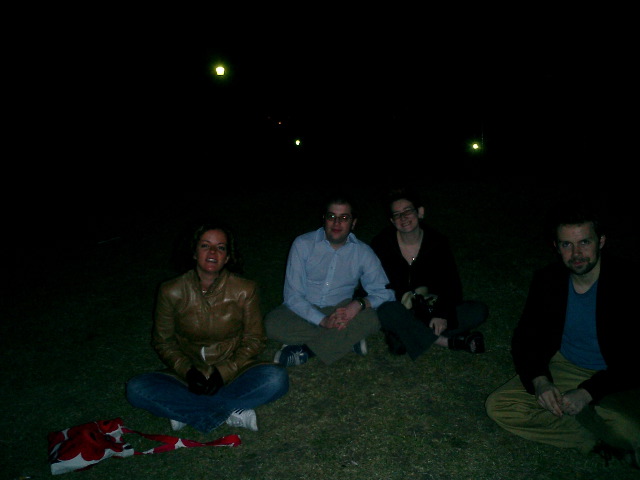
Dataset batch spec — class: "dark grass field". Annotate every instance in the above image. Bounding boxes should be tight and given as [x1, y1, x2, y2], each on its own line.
[2, 178, 638, 480]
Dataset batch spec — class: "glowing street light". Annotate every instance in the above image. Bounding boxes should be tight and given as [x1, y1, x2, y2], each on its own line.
[214, 65, 225, 76]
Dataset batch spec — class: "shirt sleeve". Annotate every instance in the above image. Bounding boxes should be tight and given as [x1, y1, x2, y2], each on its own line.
[359, 244, 396, 308]
[283, 236, 326, 325]
[152, 284, 193, 378]
[214, 282, 266, 383]
[511, 268, 563, 394]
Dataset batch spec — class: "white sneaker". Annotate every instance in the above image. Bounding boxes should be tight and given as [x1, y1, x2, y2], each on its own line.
[225, 409, 258, 431]
[353, 339, 368, 356]
[170, 419, 186, 431]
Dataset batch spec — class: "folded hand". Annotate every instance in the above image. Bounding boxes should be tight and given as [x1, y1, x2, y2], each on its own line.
[186, 367, 223, 395]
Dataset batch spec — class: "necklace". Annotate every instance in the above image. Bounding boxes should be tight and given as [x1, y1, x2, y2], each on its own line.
[398, 229, 423, 265]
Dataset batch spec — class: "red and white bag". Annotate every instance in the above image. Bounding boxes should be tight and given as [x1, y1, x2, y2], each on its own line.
[47, 418, 241, 475]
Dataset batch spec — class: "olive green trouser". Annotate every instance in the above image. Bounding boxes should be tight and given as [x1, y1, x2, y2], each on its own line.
[264, 300, 381, 365]
[485, 352, 640, 454]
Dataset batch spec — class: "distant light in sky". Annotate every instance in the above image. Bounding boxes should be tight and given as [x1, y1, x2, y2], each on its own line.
[468, 140, 483, 155]
[214, 66, 225, 76]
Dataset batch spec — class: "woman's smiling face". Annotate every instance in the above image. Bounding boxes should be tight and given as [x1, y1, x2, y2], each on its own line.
[194, 229, 229, 276]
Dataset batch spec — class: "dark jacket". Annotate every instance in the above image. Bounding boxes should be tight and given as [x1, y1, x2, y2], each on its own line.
[511, 255, 640, 403]
[371, 222, 463, 327]
[152, 269, 266, 384]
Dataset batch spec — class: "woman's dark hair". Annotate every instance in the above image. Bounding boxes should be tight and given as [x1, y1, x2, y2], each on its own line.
[190, 221, 244, 274]
[386, 187, 424, 217]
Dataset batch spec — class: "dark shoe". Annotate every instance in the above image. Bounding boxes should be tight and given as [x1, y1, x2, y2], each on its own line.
[274, 344, 309, 366]
[592, 441, 638, 469]
[383, 330, 407, 355]
[448, 331, 485, 353]
[626, 449, 640, 469]
[353, 339, 368, 356]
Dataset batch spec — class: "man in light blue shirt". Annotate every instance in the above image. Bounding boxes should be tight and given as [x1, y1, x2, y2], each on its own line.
[265, 193, 395, 366]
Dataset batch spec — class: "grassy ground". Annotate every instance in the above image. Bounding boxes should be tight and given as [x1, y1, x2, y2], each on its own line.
[2, 179, 638, 480]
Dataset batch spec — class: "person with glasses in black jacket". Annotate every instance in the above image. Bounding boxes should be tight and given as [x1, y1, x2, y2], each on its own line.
[371, 187, 488, 360]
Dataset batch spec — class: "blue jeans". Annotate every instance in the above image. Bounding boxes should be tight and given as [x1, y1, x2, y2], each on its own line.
[126, 364, 289, 433]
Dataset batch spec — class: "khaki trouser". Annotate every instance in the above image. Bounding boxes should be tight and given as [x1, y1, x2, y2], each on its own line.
[264, 300, 381, 365]
[485, 352, 640, 454]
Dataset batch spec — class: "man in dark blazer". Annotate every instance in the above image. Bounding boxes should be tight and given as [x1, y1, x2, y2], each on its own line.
[485, 202, 639, 468]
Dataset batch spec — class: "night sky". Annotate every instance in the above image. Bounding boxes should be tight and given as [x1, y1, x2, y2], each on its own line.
[4, 14, 636, 291]
[20, 15, 631, 185]
[11, 16, 636, 214]
[126, 23, 632, 180]
[16, 19, 633, 186]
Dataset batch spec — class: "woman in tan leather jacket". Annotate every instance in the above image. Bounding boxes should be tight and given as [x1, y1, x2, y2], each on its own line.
[126, 221, 289, 433]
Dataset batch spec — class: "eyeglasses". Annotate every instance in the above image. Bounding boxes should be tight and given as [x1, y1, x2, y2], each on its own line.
[391, 207, 417, 221]
[324, 213, 353, 223]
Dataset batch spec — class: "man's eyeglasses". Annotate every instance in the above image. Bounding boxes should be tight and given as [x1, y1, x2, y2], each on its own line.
[391, 207, 417, 221]
[325, 213, 353, 223]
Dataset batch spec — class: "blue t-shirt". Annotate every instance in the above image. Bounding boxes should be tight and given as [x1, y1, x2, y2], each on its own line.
[560, 278, 607, 370]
